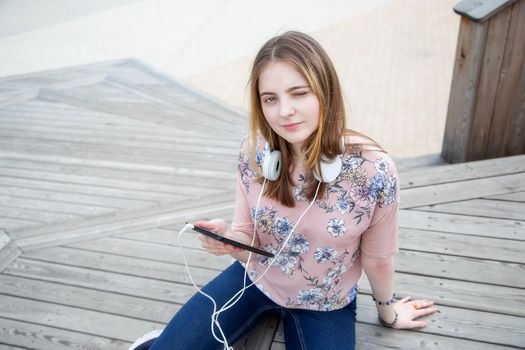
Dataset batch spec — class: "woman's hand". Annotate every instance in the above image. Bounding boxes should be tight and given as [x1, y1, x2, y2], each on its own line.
[393, 296, 439, 329]
[195, 219, 244, 256]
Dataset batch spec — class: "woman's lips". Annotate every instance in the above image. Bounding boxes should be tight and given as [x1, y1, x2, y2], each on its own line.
[282, 122, 303, 130]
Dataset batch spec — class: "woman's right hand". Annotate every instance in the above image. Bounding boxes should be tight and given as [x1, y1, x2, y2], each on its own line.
[195, 218, 244, 256]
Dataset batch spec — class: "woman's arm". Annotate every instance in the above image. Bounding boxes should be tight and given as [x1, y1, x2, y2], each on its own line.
[361, 254, 396, 322]
[361, 253, 439, 329]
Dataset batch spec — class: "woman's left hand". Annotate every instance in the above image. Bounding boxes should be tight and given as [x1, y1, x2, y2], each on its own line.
[393, 296, 439, 329]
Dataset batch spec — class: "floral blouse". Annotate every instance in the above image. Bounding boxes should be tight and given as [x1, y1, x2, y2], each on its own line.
[231, 135, 399, 311]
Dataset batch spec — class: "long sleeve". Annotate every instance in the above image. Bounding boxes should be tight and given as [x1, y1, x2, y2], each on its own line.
[360, 154, 400, 259]
[231, 170, 255, 239]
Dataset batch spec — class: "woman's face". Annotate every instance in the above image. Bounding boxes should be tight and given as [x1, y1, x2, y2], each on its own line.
[258, 60, 320, 158]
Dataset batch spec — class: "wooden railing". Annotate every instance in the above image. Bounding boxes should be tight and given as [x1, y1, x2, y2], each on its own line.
[441, 0, 525, 163]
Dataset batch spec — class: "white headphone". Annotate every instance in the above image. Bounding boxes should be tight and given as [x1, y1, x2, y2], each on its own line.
[262, 137, 345, 183]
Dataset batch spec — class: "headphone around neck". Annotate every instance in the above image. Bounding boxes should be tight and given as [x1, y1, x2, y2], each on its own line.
[262, 137, 345, 183]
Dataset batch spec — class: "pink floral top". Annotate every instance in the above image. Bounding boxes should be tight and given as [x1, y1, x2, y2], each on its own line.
[231, 135, 399, 311]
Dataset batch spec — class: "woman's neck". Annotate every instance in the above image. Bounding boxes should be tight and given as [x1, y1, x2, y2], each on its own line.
[291, 143, 305, 160]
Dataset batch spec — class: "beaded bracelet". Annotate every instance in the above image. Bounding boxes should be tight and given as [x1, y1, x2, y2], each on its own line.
[372, 294, 396, 306]
[378, 311, 398, 328]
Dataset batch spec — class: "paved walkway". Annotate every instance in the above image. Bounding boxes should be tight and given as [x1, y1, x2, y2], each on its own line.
[0, 0, 460, 157]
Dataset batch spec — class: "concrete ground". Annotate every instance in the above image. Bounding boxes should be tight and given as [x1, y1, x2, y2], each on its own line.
[0, 0, 460, 157]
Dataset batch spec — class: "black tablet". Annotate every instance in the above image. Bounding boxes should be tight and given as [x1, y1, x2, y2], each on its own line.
[189, 223, 274, 258]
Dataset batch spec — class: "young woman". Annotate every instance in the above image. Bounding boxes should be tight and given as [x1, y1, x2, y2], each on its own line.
[131, 31, 438, 350]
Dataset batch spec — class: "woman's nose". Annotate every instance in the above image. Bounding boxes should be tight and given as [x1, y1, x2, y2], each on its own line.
[279, 99, 295, 118]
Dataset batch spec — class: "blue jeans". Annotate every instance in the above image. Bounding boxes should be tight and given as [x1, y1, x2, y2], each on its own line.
[150, 261, 357, 350]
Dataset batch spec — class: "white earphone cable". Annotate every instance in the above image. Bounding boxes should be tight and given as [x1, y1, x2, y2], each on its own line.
[178, 179, 322, 350]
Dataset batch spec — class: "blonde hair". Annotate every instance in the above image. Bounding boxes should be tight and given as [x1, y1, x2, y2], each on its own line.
[248, 31, 381, 207]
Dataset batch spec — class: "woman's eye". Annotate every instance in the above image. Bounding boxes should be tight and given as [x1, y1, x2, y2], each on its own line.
[264, 96, 276, 103]
[294, 91, 308, 96]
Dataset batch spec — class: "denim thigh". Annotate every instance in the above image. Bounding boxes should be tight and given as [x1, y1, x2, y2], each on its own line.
[282, 298, 357, 350]
[149, 261, 280, 350]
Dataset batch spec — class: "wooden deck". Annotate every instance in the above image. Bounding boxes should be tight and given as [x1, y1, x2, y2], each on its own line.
[0, 59, 523, 349]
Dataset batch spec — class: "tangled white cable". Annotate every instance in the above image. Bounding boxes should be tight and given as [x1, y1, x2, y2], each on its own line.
[177, 179, 322, 349]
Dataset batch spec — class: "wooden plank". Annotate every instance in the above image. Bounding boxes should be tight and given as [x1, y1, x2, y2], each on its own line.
[399, 154, 525, 189]
[0, 167, 226, 197]
[127, 59, 247, 119]
[399, 210, 524, 240]
[0, 99, 158, 127]
[399, 227, 525, 263]
[0, 229, 20, 272]
[0, 295, 162, 343]
[0, 217, 40, 231]
[23, 245, 229, 286]
[487, 0, 525, 158]
[271, 341, 285, 350]
[0, 195, 114, 216]
[0, 140, 238, 172]
[233, 314, 280, 350]
[106, 77, 246, 125]
[12, 195, 235, 250]
[0, 87, 39, 109]
[0, 108, 168, 130]
[38, 88, 239, 135]
[0, 150, 180, 173]
[10, 192, 233, 237]
[359, 272, 525, 317]
[394, 153, 447, 172]
[395, 250, 525, 288]
[113, 215, 235, 249]
[357, 298, 525, 348]
[272, 322, 520, 350]
[0, 136, 236, 167]
[65, 237, 232, 270]
[4, 258, 197, 304]
[0, 58, 129, 83]
[10, 192, 233, 238]
[0, 317, 129, 350]
[116, 226, 215, 250]
[441, 16, 488, 163]
[0, 112, 197, 135]
[0, 205, 76, 223]
[400, 172, 525, 208]
[0, 176, 180, 203]
[502, 0, 525, 156]
[0, 185, 153, 210]
[414, 198, 525, 221]
[45, 74, 108, 90]
[0, 344, 31, 350]
[0, 274, 178, 323]
[486, 191, 525, 202]
[0, 129, 241, 156]
[454, 0, 518, 23]
[0, 123, 238, 148]
[0, 158, 236, 189]
[466, 5, 511, 159]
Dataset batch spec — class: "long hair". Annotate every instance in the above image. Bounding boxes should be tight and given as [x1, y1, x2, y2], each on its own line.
[248, 31, 381, 207]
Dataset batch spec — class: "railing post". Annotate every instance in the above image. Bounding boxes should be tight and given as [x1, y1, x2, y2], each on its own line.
[441, 0, 525, 163]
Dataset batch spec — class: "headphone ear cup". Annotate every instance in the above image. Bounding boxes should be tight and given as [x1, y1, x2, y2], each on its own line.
[263, 150, 282, 181]
[314, 156, 343, 183]
[314, 136, 345, 183]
